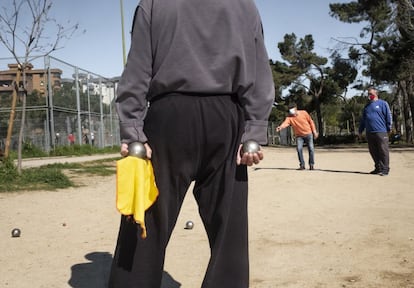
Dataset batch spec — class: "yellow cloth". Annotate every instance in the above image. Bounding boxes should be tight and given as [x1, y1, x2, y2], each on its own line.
[116, 156, 159, 238]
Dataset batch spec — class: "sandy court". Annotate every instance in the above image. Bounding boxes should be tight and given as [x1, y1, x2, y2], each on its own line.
[1, 146, 414, 288]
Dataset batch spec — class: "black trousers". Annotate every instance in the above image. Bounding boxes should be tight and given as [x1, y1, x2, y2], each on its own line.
[366, 132, 390, 173]
[108, 94, 249, 288]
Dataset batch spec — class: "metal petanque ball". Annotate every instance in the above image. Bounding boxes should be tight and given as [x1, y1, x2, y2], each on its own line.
[11, 228, 21, 238]
[128, 142, 147, 159]
[185, 220, 194, 230]
[242, 140, 260, 154]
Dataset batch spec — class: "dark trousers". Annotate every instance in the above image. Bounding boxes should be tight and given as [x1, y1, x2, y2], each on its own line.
[108, 94, 249, 288]
[366, 132, 390, 173]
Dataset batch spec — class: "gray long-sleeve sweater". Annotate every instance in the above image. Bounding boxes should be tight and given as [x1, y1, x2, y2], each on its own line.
[116, 0, 275, 145]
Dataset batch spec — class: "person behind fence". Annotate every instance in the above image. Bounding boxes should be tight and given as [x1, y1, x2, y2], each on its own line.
[276, 103, 319, 170]
[55, 132, 60, 145]
[68, 133, 75, 145]
[108, 0, 274, 287]
[83, 133, 89, 145]
[358, 87, 392, 176]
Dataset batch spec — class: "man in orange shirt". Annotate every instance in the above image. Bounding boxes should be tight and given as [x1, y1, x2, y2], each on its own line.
[276, 103, 319, 170]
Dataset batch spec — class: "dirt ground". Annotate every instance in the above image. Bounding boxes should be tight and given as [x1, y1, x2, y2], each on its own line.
[1, 146, 414, 288]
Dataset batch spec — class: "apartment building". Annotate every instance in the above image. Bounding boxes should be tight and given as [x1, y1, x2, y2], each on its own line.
[0, 63, 62, 97]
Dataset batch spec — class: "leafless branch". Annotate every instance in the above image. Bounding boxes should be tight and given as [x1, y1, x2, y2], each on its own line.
[0, 0, 79, 62]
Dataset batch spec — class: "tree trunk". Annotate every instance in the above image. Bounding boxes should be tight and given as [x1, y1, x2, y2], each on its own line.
[397, 0, 414, 143]
[406, 78, 414, 143]
[393, 87, 404, 133]
[351, 111, 357, 135]
[16, 69, 27, 174]
[392, 99, 401, 134]
[400, 81, 413, 143]
[314, 96, 323, 137]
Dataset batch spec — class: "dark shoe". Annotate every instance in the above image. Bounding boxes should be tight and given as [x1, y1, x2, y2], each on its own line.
[378, 171, 388, 176]
[370, 169, 380, 174]
[297, 166, 305, 170]
[309, 165, 314, 170]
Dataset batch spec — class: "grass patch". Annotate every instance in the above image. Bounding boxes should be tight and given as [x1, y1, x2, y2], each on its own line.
[8, 144, 119, 159]
[21, 167, 74, 190]
[49, 145, 119, 157]
[0, 161, 73, 192]
[44, 159, 117, 177]
[0, 157, 117, 193]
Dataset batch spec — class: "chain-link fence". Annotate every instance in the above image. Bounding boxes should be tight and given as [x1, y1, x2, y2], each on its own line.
[0, 54, 299, 153]
[268, 122, 295, 146]
[0, 55, 119, 152]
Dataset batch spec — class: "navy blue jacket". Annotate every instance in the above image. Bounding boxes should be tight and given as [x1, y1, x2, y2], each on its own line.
[359, 99, 392, 134]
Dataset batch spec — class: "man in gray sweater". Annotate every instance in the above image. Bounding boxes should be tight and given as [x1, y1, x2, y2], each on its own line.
[109, 0, 274, 287]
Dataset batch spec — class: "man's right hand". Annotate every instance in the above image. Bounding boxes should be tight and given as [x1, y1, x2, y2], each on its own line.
[237, 144, 263, 166]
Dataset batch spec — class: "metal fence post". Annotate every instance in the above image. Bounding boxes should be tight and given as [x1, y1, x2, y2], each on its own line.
[109, 82, 114, 147]
[74, 67, 82, 144]
[86, 73, 92, 138]
[99, 78, 104, 148]
[45, 55, 54, 151]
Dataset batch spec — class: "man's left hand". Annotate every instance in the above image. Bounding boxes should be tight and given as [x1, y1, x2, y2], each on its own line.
[237, 144, 264, 166]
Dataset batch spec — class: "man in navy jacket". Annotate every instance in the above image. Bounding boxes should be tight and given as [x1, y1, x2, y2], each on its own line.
[359, 87, 392, 176]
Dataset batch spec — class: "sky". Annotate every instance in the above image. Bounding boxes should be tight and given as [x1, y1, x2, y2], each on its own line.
[0, 0, 366, 79]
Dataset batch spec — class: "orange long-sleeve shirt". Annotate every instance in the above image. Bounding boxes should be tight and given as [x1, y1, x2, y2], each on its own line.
[279, 110, 317, 137]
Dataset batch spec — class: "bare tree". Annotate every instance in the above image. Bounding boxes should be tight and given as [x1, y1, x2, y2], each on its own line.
[0, 0, 79, 173]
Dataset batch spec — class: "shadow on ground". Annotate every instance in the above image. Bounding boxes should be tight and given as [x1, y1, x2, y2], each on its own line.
[68, 251, 181, 288]
[253, 167, 370, 175]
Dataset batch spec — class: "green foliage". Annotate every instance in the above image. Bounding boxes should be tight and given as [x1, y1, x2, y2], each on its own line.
[53, 82, 111, 114]
[308, 77, 340, 107]
[49, 144, 119, 157]
[71, 164, 116, 177]
[321, 102, 341, 129]
[338, 95, 367, 133]
[277, 33, 327, 71]
[21, 167, 73, 189]
[330, 0, 411, 85]
[329, 2, 366, 23]
[269, 105, 289, 123]
[22, 141, 48, 158]
[0, 143, 118, 192]
[329, 0, 414, 143]
[0, 160, 72, 192]
[0, 156, 117, 193]
[0, 157, 18, 183]
[26, 90, 46, 106]
[7, 143, 119, 159]
[50, 144, 91, 156]
[44, 159, 117, 177]
[273, 33, 335, 136]
[329, 53, 358, 93]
